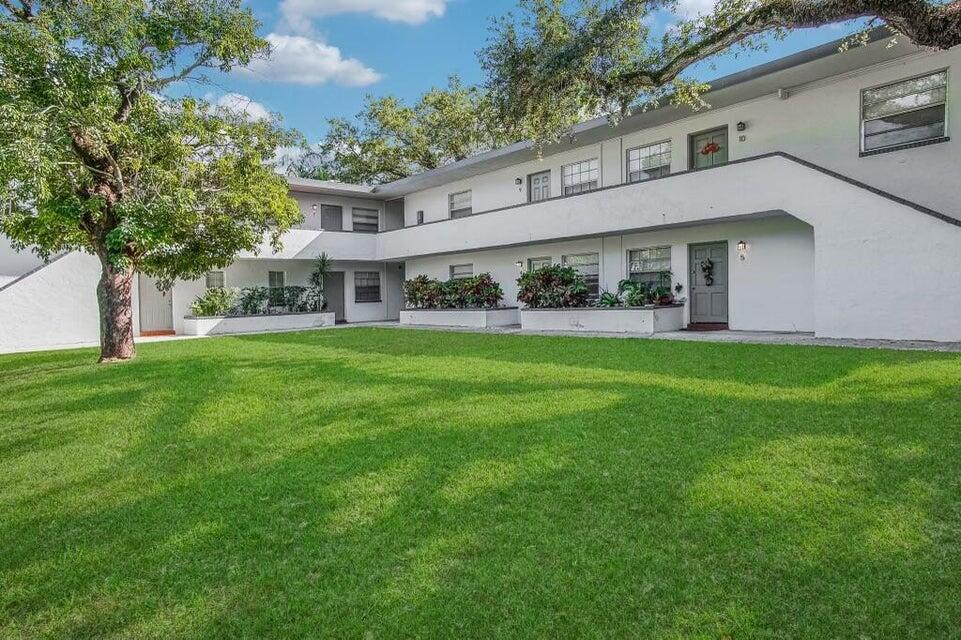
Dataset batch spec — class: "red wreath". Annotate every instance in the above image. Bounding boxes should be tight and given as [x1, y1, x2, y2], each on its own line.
[699, 142, 721, 155]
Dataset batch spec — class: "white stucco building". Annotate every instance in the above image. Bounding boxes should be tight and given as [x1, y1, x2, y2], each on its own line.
[2, 31, 960, 352]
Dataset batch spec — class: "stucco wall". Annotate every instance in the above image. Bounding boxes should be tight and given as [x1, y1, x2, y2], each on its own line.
[402, 48, 961, 222]
[0, 252, 141, 353]
[405, 216, 815, 333]
[0, 236, 45, 279]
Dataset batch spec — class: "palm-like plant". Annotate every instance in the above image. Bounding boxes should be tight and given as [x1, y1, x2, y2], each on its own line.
[309, 253, 333, 290]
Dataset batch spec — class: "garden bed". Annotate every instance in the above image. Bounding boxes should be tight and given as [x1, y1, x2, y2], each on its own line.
[400, 307, 520, 328]
[520, 304, 684, 334]
[183, 311, 336, 336]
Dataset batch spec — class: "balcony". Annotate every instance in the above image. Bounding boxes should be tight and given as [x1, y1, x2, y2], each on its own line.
[239, 229, 378, 262]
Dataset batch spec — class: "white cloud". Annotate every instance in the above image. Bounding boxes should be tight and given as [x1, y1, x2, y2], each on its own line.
[280, 0, 447, 33]
[674, 0, 716, 18]
[215, 93, 272, 121]
[240, 34, 382, 87]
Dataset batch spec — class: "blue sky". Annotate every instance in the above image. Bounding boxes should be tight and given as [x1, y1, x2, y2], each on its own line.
[189, 0, 861, 144]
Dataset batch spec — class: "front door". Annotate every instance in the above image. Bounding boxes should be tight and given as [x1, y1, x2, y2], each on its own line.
[690, 127, 729, 169]
[138, 274, 173, 334]
[528, 170, 551, 203]
[689, 242, 728, 324]
[325, 271, 346, 322]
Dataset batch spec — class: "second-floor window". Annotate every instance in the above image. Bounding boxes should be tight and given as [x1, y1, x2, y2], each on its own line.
[627, 142, 671, 182]
[449, 190, 472, 218]
[861, 70, 947, 152]
[352, 208, 379, 233]
[561, 159, 599, 195]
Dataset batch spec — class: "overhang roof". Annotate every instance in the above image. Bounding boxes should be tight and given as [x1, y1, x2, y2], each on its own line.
[288, 28, 921, 200]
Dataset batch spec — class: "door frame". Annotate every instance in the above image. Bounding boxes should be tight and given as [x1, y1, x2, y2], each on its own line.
[688, 125, 729, 170]
[687, 240, 729, 325]
[137, 273, 174, 335]
[527, 169, 551, 203]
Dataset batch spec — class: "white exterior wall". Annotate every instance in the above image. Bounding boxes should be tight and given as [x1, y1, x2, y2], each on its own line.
[0, 237, 45, 281]
[0, 252, 143, 353]
[402, 48, 961, 221]
[406, 216, 815, 333]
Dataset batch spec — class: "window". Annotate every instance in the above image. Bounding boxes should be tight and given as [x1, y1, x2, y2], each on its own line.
[450, 264, 473, 280]
[627, 142, 671, 182]
[320, 204, 343, 231]
[268, 270, 285, 306]
[205, 271, 225, 289]
[861, 70, 947, 152]
[268, 271, 285, 289]
[561, 159, 599, 195]
[354, 271, 381, 302]
[352, 208, 379, 233]
[628, 246, 672, 288]
[416, 210, 424, 225]
[562, 252, 599, 298]
[528, 257, 552, 271]
[449, 190, 472, 218]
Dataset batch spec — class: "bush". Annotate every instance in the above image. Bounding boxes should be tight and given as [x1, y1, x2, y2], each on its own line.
[238, 287, 270, 315]
[190, 288, 237, 317]
[516, 265, 589, 308]
[404, 273, 504, 309]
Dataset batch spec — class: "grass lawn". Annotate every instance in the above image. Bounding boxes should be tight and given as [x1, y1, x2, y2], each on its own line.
[2, 328, 960, 639]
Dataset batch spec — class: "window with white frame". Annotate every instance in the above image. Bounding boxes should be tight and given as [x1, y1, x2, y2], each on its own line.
[354, 271, 381, 302]
[561, 159, 599, 195]
[450, 264, 473, 280]
[267, 270, 285, 306]
[628, 246, 672, 288]
[352, 208, 379, 233]
[861, 70, 947, 152]
[205, 271, 225, 289]
[626, 142, 671, 182]
[449, 190, 472, 218]
[528, 256, 552, 271]
[562, 252, 599, 297]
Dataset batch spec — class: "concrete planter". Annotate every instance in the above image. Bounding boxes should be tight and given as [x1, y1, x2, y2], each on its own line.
[183, 311, 336, 336]
[520, 305, 684, 334]
[400, 307, 520, 328]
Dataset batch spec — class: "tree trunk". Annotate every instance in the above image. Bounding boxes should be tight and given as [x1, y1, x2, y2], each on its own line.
[96, 258, 136, 362]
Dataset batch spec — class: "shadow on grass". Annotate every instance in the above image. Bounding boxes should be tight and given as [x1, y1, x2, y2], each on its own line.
[1, 328, 960, 638]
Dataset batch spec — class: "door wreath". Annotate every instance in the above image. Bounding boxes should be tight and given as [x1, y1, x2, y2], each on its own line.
[700, 258, 715, 286]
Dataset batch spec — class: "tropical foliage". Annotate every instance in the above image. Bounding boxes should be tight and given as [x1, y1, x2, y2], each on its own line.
[516, 265, 590, 308]
[404, 273, 505, 309]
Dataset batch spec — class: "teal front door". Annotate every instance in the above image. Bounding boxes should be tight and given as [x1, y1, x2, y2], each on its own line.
[690, 127, 729, 169]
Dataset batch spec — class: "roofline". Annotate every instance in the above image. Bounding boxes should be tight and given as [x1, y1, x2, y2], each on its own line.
[370, 27, 902, 197]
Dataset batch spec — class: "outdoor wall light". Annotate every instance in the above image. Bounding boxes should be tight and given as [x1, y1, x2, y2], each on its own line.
[515, 260, 524, 269]
[311, 203, 317, 211]
[736, 240, 749, 260]
[515, 177, 523, 186]
[736, 121, 747, 132]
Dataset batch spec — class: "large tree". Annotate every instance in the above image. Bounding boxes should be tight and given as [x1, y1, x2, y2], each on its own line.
[482, 0, 961, 145]
[0, 0, 301, 362]
[293, 76, 518, 184]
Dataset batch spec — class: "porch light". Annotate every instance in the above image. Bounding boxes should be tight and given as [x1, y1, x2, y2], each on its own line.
[311, 204, 317, 211]
[736, 240, 749, 261]
[515, 178, 523, 185]
[515, 260, 524, 269]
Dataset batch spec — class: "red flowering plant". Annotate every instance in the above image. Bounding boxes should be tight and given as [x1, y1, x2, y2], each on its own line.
[404, 273, 504, 309]
[699, 141, 721, 155]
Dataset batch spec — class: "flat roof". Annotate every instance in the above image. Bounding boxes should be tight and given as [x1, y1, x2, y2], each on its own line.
[288, 28, 921, 200]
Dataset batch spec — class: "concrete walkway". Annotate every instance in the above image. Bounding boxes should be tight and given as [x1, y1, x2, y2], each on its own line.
[358, 321, 961, 352]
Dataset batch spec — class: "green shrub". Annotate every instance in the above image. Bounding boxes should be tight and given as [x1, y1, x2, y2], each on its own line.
[190, 288, 237, 317]
[404, 273, 504, 309]
[516, 265, 589, 308]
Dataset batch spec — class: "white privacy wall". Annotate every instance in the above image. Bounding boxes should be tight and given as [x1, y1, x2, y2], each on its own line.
[0, 252, 140, 353]
[401, 47, 961, 222]
[405, 216, 815, 332]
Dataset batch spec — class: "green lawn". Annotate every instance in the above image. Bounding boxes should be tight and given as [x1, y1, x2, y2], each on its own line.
[2, 328, 960, 639]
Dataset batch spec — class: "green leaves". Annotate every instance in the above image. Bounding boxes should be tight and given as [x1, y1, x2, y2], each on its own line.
[0, 0, 300, 284]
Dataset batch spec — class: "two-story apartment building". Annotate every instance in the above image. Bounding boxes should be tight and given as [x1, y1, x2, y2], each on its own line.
[2, 29, 960, 352]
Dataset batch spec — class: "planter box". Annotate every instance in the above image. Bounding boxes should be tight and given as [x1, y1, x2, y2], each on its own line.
[520, 305, 684, 334]
[183, 312, 336, 336]
[399, 307, 520, 328]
